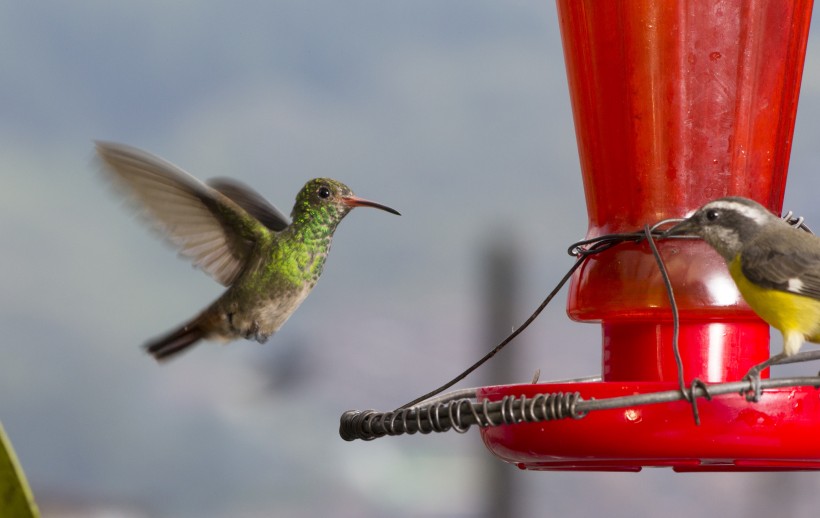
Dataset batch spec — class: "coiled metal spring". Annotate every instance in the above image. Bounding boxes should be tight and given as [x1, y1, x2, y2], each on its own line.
[340, 391, 583, 441]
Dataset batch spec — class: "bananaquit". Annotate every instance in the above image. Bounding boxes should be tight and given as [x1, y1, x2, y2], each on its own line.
[667, 196, 820, 400]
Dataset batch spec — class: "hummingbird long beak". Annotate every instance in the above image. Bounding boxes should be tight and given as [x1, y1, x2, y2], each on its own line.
[342, 195, 401, 216]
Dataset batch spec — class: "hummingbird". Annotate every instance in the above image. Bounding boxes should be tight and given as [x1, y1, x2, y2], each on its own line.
[96, 141, 400, 361]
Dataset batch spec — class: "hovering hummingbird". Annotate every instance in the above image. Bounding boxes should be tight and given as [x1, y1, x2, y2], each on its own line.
[96, 141, 400, 361]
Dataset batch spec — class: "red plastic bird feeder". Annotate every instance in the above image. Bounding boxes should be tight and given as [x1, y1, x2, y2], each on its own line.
[478, 0, 820, 471]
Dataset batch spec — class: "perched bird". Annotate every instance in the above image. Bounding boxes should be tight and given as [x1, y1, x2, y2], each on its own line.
[666, 196, 820, 400]
[96, 141, 400, 361]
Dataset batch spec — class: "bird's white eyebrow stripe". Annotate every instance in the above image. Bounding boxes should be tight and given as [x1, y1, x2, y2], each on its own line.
[705, 200, 770, 225]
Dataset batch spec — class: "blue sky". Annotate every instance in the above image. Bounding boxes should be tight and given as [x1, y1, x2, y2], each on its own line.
[3, 2, 820, 517]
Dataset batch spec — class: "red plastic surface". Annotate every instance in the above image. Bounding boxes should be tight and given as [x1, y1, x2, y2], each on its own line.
[603, 320, 769, 382]
[478, 0, 817, 470]
[478, 382, 820, 472]
[564, 0, 814, 380]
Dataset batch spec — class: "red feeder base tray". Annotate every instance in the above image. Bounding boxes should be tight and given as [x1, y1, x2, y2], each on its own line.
[477, 381, 820, 472]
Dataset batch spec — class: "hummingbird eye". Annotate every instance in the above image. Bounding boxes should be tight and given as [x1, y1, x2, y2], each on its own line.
[705, 209, 720, 221]
[317, 186, 331, 199]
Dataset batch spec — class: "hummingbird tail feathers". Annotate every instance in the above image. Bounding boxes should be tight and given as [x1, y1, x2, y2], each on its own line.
[145, 320, 206, 361]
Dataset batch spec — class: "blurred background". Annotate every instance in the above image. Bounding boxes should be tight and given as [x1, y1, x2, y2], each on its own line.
[3, 2, 820, 517]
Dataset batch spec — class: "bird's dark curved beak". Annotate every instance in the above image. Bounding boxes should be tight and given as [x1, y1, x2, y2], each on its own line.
[342, 195, 401, 216]
[663, 218, 697, 238]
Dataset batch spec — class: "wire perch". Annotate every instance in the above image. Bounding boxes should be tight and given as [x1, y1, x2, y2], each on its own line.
[340, 211, 820, 442]
[340, 374, 820, 441]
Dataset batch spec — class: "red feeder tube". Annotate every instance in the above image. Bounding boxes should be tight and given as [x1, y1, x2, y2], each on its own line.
[478, 0, 820, 471]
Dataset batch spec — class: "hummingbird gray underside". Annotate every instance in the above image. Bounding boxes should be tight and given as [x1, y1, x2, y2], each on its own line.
[96, 141, 399, 361]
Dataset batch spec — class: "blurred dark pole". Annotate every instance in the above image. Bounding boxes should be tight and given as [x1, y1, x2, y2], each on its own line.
[481, 235, 520, 518]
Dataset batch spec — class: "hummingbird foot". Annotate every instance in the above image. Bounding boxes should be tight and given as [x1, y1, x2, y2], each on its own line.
[224, 313, 270, 343]
[245, 321, 260, 340]
[240, 320, 272, 343]
[247, 322, 272, 343]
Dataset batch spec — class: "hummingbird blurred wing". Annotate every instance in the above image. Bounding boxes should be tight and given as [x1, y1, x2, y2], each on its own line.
[741, 230, 820, 300]
[96, 141, 272, 286]
[207, 177, 290, 231]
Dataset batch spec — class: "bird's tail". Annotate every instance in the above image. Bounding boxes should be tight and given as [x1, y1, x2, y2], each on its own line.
[145, 317, 208, 362]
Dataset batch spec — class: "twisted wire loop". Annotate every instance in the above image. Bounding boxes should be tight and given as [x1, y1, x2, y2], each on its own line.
[567, 218, 683, 258]
[340, 208, 820, 443]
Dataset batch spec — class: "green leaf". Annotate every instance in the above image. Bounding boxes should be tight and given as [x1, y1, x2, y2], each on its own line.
[0, 422, 40, 518]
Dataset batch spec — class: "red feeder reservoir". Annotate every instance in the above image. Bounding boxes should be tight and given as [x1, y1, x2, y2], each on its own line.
[478, 0, 820, 471]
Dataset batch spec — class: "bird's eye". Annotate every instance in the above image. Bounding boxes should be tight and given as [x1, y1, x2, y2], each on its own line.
[705, 209, 719, 221]
[317, 186, 331, 199]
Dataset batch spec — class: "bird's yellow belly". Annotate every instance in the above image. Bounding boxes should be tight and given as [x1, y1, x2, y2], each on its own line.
[728, 257, 820, 343]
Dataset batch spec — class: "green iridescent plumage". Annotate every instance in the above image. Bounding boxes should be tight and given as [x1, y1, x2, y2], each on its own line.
[97, 142, 399, 361]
